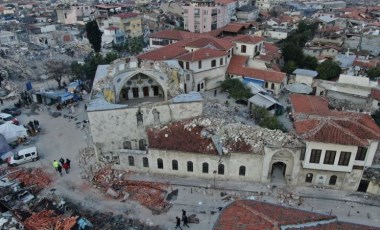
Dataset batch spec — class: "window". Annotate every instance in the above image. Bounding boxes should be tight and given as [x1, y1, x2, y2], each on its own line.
[309, 149, 322, 163]
[239, 166, 246, 176]
[220, 58, 223, 65]
[356, 147, 367, 161]
[201, 83, 204, 89]
[211, 60, 216, 67]
[305, 173, 313, 183]
[136, 111, 143, 126]
[300, 148, 306, 160]
[143, 157, 149, 167]
[329, 175, 337, 185]
[338, 152, 351, 166]
[324, 151, 336, 165]
[185, 62, 189, 70]
[241, 45, 247, 53]
[128, 156, 134, 166]
[202, 162, 209, 173]
[271, 83, 275, 90]
[157, 158, 163, 169]
[265, 82, 268, 88]
[139, 139, 146, 150]
[218, 164, 224, 175]
[198, 60, 202, 69]
[25, 153, 31, 158]
[187, 161, 193, 172]
[172, 160, 178, 170]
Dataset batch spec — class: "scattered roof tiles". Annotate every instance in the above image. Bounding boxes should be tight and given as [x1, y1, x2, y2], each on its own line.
[289, 95, 330, 115]
[227, 56, 286, 83]
[353, 59, 380, 69]
[371, 88, 380, 101]
[214, 200, 335, 230]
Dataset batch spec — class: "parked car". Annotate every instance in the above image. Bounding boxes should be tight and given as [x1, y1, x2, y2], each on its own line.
[1, 107, 21, 116]
[0, 113, 19, 125]
[7, 146, 39, 166]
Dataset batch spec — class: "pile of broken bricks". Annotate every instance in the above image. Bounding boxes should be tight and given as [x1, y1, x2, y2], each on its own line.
[92, 166, 171, 213]
[23, 210, 78, 230]
[7, 168, 52, 192]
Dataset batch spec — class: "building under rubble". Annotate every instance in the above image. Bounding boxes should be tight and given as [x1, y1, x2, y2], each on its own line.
[88, 57, 380, 195]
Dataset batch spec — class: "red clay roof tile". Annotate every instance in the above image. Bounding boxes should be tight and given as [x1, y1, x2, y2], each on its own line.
[290, 95, 330, 115]
[176, 48, 227, 62]
[113, 12, 139, 19]
[137, 39, 189, 61]
[230, 35, 264, 44]
[372, 88, 380, 101]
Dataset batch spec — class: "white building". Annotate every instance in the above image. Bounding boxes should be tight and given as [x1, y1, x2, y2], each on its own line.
[292, 69, 318, 87]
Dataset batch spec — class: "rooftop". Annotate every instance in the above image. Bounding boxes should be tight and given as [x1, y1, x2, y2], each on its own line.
[290, 95, 330, 115]
[293, 69, 319, 77]
[176, 48, 227, 62]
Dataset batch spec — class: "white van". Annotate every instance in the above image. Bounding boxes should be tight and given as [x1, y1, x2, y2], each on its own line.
[7, 146, 39, 166]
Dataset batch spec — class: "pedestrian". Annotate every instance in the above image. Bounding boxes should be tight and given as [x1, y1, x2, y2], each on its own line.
[84, 104, 87, 111]
[175, 216, 182, 230]
[66, 158, 71, 169]
[182, 215, 190, 228]
[57, 165, 62, 176]
[53, 160, 59, 171]
[0, 98, 3, 105]
[182, 209, 186, 219]
[214, 89, 217, 97]
[59, 158, 64, 166]
[63, 162, 69, 174]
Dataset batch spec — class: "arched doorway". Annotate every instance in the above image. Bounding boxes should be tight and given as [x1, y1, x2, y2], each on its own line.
[271, 162, 286, 184]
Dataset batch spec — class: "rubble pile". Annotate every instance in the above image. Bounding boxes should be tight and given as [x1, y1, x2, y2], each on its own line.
[23, 210, 78, 230]
[328, 97, 371, 112]
[182, 117, 303, 154]
[7, 168, 51, 192]
[275, 187, 301, 206]
[0, 211, 24, 229]
[203, 100, 246, 123]
[92, 166, 171, 213]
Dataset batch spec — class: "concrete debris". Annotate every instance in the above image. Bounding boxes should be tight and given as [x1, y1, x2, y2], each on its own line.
[7, 168, 51, 192]
[92, 166, 171, 213]
[23, 210, 78, 230]
[275, 187, 301, 206]
[0, 211, 24, 229]
[181, 117, 303, 154]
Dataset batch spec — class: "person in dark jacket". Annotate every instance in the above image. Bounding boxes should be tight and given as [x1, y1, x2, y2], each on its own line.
[182, 215, 190, 228]
[66, 158, 71, 169]
[57, 165, 63, 176]
[175, 217, 182, 229]
[59, 158, 64, 166]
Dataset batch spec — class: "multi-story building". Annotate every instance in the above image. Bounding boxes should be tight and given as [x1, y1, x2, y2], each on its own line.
[183, 0, 229, 33]
[56, 4, 93, 25]
[255, 0, 285, 11]
[96, 12, 143, 38]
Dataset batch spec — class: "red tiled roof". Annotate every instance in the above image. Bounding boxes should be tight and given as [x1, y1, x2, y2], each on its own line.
[214, 200, 335, 230]
[293, 221, 380, 230]
[137, 39, 189, 61]
[176, 48, 226, 62]
[371, 88, 380, 101]
[227, 56, 286, 83]
[62, 34, 72, 43]
[149, 30, 206, 40]
[184, 37, 233, 50]
[353, 59, 379, 69]
[147, 121, 251, 154]
[290, 95, 330, 115]
[294, 113, 380, 146]
[230, 34, 264, 44]
[113, 12, 139, 19]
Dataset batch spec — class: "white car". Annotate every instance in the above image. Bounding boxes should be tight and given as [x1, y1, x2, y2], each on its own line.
[7, 146, 39, 166]
[0, 113, 19, 125]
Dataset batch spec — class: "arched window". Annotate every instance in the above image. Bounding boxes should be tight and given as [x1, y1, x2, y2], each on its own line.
[143, 157, 149, 168]
[241, 45, 247, 53]
[271, 83, 275, 90]
[172, 160, 178, 171]
[187, 161, 193, 172]
[218, 164, 224, 175]
[305, 173, 313, 183]
[202, 162, 209, 173]
[128, 156, 134, 166]
[123, 141, 131, 149]
[157, 158, 163, 169]
[139, 139, 147, 150]
[329, 175, 337, 185]
[239, 166, 246, 176]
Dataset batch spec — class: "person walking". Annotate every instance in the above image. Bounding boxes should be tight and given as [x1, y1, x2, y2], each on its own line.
[182, 209, 186, 219]
[63, 162, 69, 174]
[59, 158, 65, 166]
[183, 215, 190, 228]
[0, 98, 3, 105]
[175, 217, 182, 230]
[53, 160, 59, 171]
[66, 158, 71, 169]
[57, 165, 63, 176]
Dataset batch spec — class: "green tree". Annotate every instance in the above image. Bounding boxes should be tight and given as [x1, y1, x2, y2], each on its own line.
[302, 55, 318, 70]
[367, 67, 380, 80]
[129, 36, 144, 55]
[86, 20, 102, 53]
[283, 60, 297, 74]
[316, 60, 342, 80]
[221, 79, 252, 99]
[103, 52, 119, 64]
[45, 60, 69, 89]
[70, 61, 85, 80]
[251, 106, 286, 131]
[83, 53, 104, 80]
[282, 43, 304, 64]
[372, 109, 380, 126]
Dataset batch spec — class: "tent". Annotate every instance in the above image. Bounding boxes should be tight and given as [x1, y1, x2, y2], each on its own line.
[0, 134, 12, 158]
[0, 123, 28, 143]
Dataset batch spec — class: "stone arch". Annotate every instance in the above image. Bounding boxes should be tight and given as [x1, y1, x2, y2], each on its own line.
[115, 71, 168, 104]
[268, 149, 295, 183]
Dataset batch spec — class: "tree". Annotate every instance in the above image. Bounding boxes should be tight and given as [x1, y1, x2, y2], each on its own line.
[221, 79, 252, 99]
[316, 60, 342, 80]
[86, 20, 102, 53]
[367, 67, 380, 80]
[283, 60, 297, 74]
[129, 36, 144, 55]
[103, 52, 119, 64]
[372, 109, 380, 127]
[251, 106, 286, 131]
[45, 60, 69, 89]
[302, 55, 318, 70]
[70, 61, 85, 80]
[282, 43, 304, 64]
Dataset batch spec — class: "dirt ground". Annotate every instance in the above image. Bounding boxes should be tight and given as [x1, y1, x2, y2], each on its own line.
[1, 83, 380, 229]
